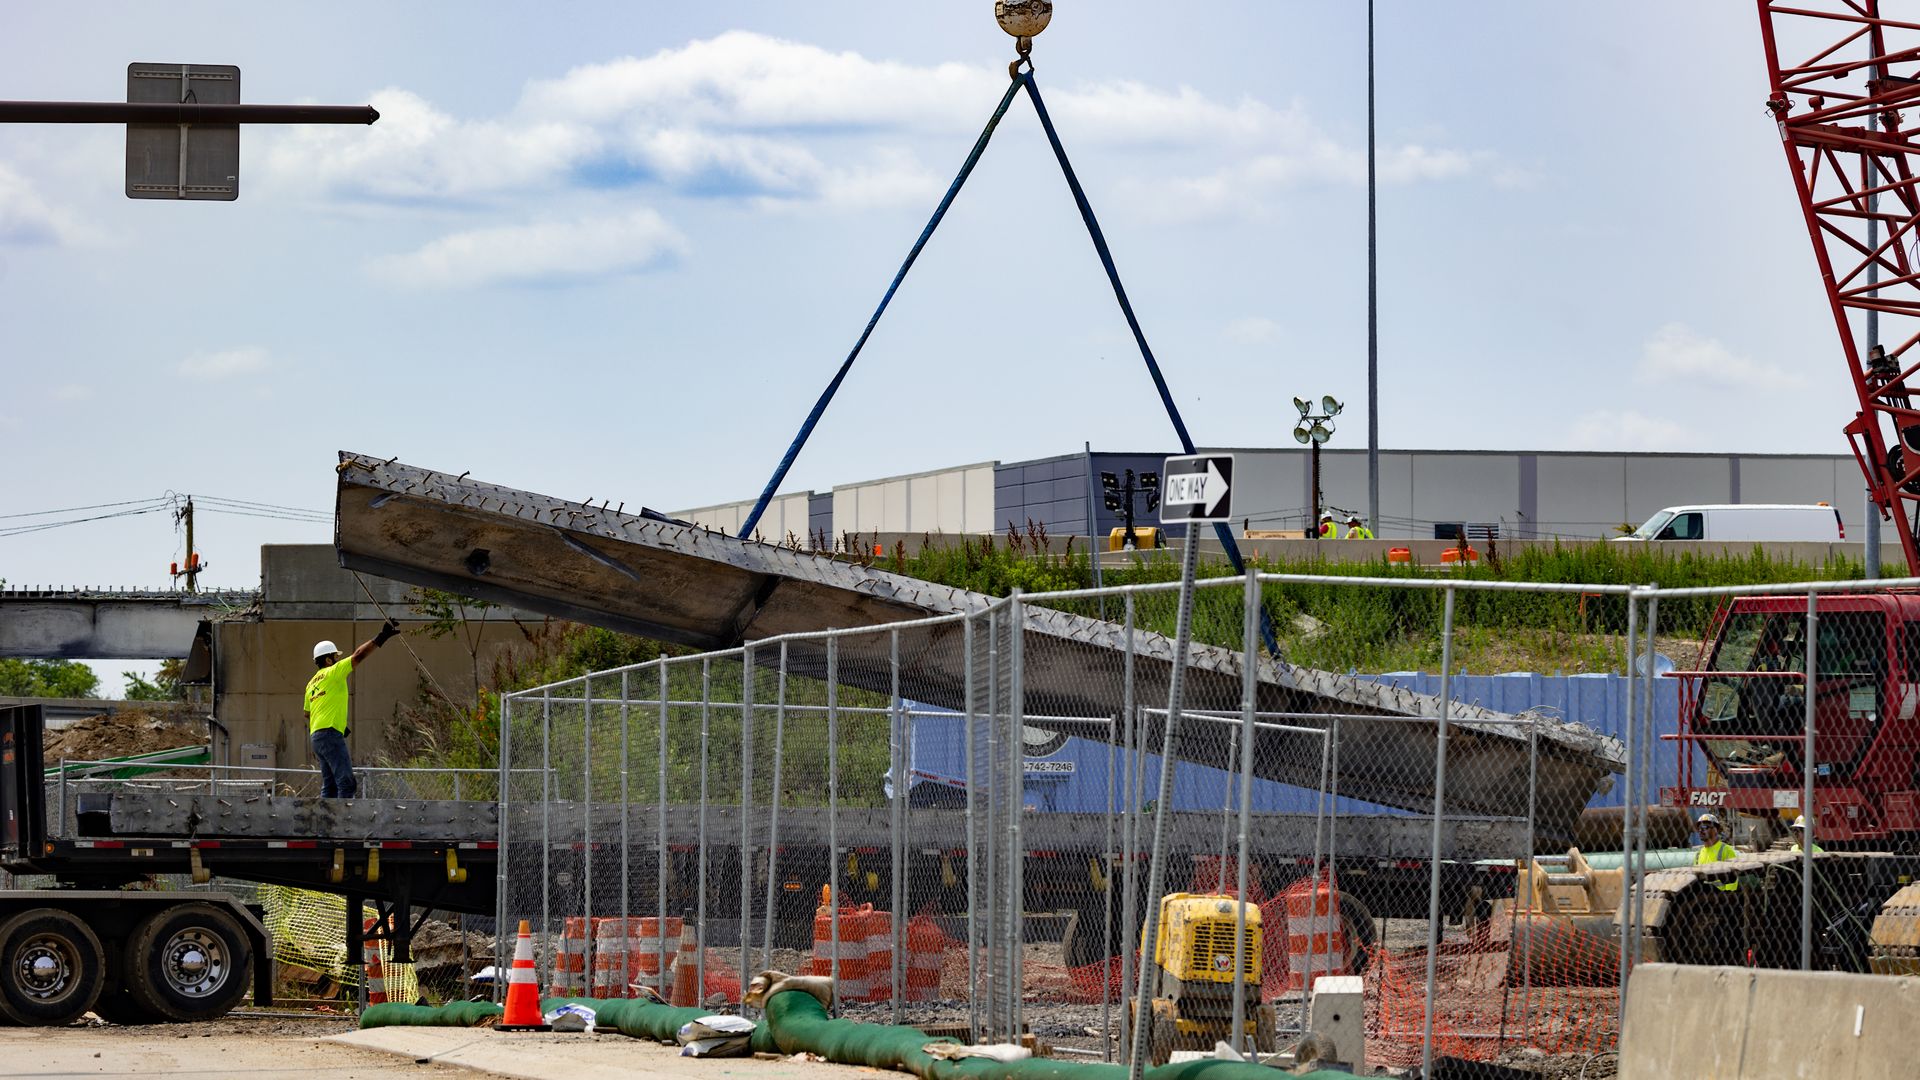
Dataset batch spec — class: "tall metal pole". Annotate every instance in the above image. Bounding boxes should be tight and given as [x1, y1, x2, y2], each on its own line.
[1366, 0, 1381, 535]
[1311, 442, 1323, 539]
[1127, 534, 1202, 1080]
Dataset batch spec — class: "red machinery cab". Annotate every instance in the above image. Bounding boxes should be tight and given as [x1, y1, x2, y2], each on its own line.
[1663, 592, 1920, 844]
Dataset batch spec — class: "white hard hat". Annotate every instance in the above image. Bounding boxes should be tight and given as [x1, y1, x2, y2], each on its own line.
[1696, 813, 1721, 828]
[1790, 815, 1808, 830]
[1320, 511, 1334, 520]
[313, 640, 340, 661]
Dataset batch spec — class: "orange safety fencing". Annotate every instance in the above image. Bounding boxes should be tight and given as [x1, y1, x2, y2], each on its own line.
[1363, 917, 1620, 1068]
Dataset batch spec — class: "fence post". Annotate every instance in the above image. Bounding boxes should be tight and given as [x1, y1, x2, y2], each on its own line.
[621, 671, 631, 981]
[761, 642, 788, 975]
[1126, 532, 1202, 1080]
[582, 676, 594, 992]
[1420, 586, 1457, 1080]
[1803, 590, 1818, 971]
[1231, 562, 1259, 1055]
[657, 663, 670, 1000]
[541, 688, 553, 992]
[496, 694, 513, 999]
[1119, 591, 1138, 1063]
[827, 636, 841, 1015]
[741, 645, 755, 1011]
[1633, 593, 1659, 981]
[1618, 593, 1639, 1004]
[890, 628, 906, 1021]
[963, 615, 980, 1044]
[697, 658, 711, 1002]
[984, 607, 1001, 1040]
[1007, 589, 1026, 1041]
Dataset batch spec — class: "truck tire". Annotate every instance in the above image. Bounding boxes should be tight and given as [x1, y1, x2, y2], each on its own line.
[0, 907, 106, 1026]
[1339, 893, 1376, 976]
[123, 903, 252, 1023]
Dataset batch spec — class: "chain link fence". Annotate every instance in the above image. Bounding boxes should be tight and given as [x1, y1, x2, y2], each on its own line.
[498, 571, 1673, 1072]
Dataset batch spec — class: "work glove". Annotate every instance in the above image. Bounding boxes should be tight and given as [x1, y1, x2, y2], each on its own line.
[374, 620, 400, 646]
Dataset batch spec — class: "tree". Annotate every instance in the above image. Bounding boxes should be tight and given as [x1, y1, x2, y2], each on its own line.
[0, 659, 101, 698]
[123, 658, 186, 701]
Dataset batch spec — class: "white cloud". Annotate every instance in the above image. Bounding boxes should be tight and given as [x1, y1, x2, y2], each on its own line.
[257, 32, 1487, 216]
[178, 347, 271, 380]
[368, 210, 688, 289]
[1634, 323, 1803, 390]
[1223, 316, 1282, 345]
[50, 384, 91, 401]
[0, 162, 92, 246]
[1563, 409, 1702, 452]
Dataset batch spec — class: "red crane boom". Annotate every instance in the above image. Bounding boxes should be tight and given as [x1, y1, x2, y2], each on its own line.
[1760, 0, 1920, 573]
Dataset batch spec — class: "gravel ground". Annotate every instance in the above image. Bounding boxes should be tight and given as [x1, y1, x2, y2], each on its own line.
[0, 1014, 463, 1079]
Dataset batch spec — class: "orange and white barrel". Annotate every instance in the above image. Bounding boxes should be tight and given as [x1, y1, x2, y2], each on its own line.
[811, 904, 875, 1001]
[548, 916, 589, 997]
[627, 916, 681, 998]
[1283, 875, 1348, 990]
[860, 910, 893, 1003]
[904, 914, 945, 1001]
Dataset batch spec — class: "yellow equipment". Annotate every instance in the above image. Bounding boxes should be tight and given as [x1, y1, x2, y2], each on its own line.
[1129, 893, 1276, 1064]
[1107, 527, 1159, 551]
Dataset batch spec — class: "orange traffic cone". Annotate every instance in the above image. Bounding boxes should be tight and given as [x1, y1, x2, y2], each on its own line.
[669, 922, 700, 1007]
[499, 919, 550, 1031]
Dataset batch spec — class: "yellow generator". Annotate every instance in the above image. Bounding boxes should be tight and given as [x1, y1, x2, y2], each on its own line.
[1129, 893, 1277, 1064]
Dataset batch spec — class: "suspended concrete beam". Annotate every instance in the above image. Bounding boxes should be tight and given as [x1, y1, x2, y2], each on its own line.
[332, 452, 1624, 842]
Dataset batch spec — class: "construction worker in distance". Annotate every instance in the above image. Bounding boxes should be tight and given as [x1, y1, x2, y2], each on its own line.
[1317, 511, 1336, 539]
[1788, 814, 1824, 854]
[1344, 514, 1373, 540]
[1694, 812, 1740, 891]
[304, 621, 400, 799]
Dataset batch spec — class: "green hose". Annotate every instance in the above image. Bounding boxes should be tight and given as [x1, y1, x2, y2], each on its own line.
[758, 990, 1357, 1080]
[359, 991, 1356, 1078]
[358, 1000, 502, 1028]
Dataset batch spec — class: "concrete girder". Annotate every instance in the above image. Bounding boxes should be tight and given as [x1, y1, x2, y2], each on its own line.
[0, 592, 249, 660]
[332, 452, 1625, 842]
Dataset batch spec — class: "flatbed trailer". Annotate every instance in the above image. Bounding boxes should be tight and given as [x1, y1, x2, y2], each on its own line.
[1, 704, 498, 1025]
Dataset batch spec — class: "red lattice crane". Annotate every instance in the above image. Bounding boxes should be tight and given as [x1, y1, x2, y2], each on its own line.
[1760, 1, 1920, 573]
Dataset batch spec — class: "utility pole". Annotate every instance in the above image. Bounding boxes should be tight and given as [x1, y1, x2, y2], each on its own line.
[172, 497, 205, 593]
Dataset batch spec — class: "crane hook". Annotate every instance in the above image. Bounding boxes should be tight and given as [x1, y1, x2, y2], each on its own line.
[995, 0, 1051, 78]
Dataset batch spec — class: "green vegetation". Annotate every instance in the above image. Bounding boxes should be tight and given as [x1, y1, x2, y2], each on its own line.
[385, 537, 1862, 781]
[123, 658, 187, 701]
[0, 658, 100, 698]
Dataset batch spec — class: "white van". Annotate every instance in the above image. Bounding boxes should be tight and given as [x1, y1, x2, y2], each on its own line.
[1615, 504, 1845, 543]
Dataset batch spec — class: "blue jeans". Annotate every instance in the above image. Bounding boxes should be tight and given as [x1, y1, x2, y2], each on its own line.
[311, 728, 358, 798]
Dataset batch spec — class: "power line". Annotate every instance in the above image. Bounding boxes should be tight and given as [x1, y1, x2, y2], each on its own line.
[0, 505, 170, 538]
[0, 497, 170, 520]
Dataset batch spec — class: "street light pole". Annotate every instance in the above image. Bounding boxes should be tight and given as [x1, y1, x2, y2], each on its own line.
[1294, 396, 1344, 539]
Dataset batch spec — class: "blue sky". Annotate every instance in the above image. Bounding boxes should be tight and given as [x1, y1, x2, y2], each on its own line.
[0, 3, 1852, 683]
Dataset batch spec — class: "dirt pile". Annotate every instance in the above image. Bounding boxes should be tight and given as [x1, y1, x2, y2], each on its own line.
[44, 709, 205, 763]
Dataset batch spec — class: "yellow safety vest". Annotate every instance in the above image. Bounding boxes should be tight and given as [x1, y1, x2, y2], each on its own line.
[1345, 525, 1373, 539]
[1696, 840, 1740, 891]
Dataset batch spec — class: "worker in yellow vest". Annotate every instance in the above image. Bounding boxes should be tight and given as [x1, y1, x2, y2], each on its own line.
[1788, 815, 1823, 854]
[1317, 512, 1336, 539]
[1344, 514, 1373, 539]
[1693, 813, 1740, 891]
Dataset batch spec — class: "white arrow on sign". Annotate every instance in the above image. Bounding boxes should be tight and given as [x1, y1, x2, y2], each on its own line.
[1203, 458, 1230, 516]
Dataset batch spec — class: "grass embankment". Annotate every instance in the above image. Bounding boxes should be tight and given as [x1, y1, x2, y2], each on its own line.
[389, 538, 1861, 779]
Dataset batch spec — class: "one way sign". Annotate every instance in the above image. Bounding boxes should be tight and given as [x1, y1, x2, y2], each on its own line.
[1159, 454, 1234, 523]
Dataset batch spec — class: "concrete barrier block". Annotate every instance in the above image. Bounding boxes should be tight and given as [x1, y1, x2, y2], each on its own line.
[1310, 974, 1365, 1068]
[1621, 963, 1920, 1079]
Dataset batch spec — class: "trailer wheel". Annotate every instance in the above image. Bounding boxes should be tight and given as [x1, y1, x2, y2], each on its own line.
[0, 908, 106, 1026]
[1339, 893, 1376, 976]
[123, 904, 252, 1022]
